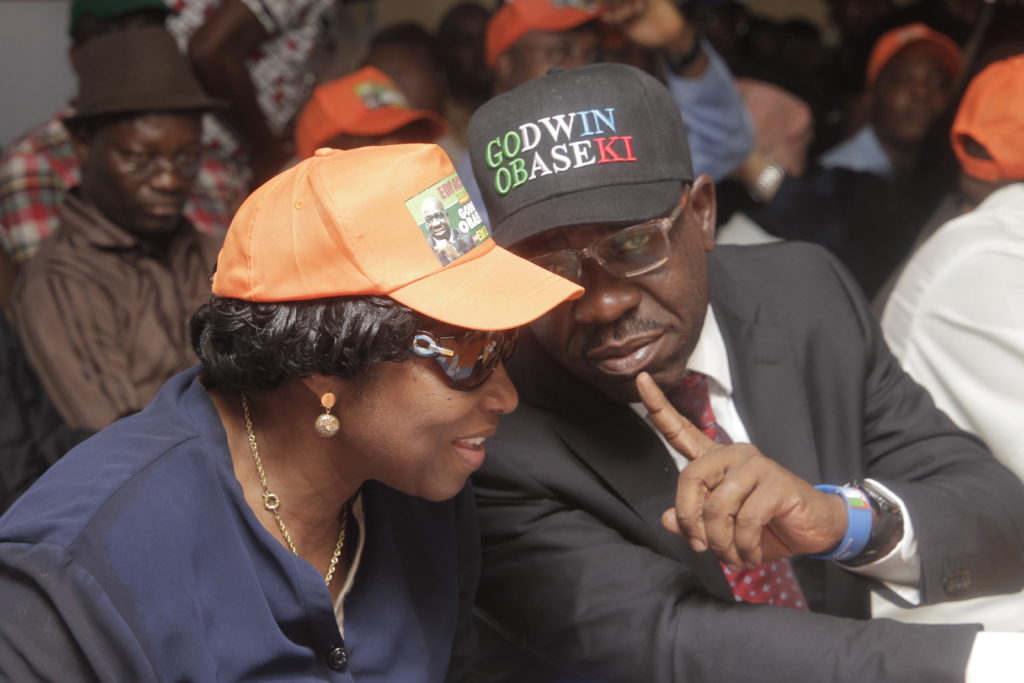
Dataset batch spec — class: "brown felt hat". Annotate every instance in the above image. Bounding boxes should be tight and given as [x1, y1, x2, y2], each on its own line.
[68, 25, 222, 123]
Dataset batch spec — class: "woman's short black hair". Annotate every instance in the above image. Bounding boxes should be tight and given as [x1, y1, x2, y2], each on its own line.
[190, 295, 419, 393]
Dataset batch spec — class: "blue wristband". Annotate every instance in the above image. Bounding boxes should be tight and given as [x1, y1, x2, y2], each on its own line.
[807, 484, 873, 562]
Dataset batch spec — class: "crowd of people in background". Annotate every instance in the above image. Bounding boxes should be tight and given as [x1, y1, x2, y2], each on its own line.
[1, 0, 1024, 680]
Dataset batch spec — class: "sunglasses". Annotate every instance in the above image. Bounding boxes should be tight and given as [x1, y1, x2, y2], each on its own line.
[528, 187, 689, 284]
[411, 328, 519, 390]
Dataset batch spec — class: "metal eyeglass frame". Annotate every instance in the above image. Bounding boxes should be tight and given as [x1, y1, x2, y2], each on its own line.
[528, 186, 690, 284]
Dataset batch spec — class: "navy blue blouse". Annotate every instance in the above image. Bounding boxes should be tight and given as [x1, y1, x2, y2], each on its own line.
[0, 368, 479, 682]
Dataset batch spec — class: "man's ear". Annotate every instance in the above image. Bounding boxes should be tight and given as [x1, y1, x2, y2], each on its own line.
[493, 52, 514, 94]
[860, 89, 876, 123]
[69, 123, 93, 166]
[689, 174, 717, 251]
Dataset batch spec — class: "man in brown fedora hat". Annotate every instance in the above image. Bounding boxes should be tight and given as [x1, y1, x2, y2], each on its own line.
[11, 25, 223, 432]
[0, 0, 243, 271]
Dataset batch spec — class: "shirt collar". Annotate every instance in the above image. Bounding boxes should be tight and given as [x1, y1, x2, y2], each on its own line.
[975, 181, 1024, 212]
[820, 125, 894, 178]
[685, 304, 733, 397]
[61, 190, 198, 261]
[60, 191, 142, 250]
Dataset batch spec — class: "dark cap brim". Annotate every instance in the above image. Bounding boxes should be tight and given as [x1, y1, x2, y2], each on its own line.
[66, 94, 225, 125]
[493, 178, 683, 247]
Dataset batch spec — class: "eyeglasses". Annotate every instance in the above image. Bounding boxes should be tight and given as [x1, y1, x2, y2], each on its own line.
[114, 149, 202, 180]
[411, 328, 519, 390]
[528, 188, 689, 285]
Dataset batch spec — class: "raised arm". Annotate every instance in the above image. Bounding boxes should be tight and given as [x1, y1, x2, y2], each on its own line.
[188, 0, 290, 186]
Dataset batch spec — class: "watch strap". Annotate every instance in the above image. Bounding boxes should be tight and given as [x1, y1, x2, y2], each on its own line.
[808, 484, 873, 562]
[665, 33, 703, 73]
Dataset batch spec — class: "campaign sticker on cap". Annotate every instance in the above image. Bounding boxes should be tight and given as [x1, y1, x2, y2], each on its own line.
[552, 0, 599, 8]
[357, 80, 409, 110]
[406, 172, 491, 266]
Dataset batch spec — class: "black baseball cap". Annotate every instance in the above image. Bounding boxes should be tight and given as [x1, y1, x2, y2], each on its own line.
[468, 63, 694, 247]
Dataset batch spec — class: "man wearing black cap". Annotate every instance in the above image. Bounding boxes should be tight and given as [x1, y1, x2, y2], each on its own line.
[11, 26, 222, 432]
[467, 62, 1024, 682]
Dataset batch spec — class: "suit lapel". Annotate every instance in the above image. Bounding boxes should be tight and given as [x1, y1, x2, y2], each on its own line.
[710, 257, 821, 484]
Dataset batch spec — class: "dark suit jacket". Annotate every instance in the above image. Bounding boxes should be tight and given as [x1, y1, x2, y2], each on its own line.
[471, 242, 1024, 683]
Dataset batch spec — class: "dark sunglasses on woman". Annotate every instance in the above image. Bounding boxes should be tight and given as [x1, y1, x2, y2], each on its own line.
[411, 328, 519, 390]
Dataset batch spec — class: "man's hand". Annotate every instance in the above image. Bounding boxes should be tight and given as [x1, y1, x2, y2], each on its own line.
[636, 372, 848, 569]
[601, 0, 705, 75]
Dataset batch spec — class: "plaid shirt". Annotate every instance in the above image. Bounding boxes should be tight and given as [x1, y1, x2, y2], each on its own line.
[0, 110, 245, 264]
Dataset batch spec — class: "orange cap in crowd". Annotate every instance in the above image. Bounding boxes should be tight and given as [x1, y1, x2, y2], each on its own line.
[485, 0, 602, 68]
[294, 66, 447, 160]
[952, 54, 1024, 183]
[865, 22, 962, 87]
[212, 144, 582, 330]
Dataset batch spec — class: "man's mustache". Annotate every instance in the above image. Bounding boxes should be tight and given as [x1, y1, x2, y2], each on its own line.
[578, 312, 663, 356]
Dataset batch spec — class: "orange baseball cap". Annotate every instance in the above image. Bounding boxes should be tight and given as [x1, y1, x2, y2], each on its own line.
[212, 144, 582, 330]
[866, 23, 962, 88]
[485, 0, 602, 68]
[294, 66, 447, 160]
[951, 55, 1024, 183]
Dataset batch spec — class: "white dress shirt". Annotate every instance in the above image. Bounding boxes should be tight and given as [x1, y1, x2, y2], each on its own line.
[881, 182, 1024, 633]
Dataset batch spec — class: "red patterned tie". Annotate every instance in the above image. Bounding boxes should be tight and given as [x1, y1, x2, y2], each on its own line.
[668, 372, 808, 609]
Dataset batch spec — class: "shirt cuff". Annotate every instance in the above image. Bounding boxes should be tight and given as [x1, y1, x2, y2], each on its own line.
[966, 632, 1024, 682]
[839, 479, 922, 604]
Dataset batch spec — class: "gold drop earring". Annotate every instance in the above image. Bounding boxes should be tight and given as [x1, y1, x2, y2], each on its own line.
[314, 392, 340, 438]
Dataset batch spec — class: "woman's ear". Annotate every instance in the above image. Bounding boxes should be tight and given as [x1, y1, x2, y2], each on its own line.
[296, 374, 334, 399]
[296, 373, 364, 407]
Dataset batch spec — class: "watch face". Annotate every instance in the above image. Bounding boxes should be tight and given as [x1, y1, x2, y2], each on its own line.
[837, 479, 905, 567]
[856, 480, 901, 514]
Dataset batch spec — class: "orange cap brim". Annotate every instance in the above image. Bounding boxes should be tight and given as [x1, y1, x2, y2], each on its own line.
[297, 107, 447, 159]
[951, 55, 1024, 183]
[343, 107, 447, 140]
[485, 3, 601, 68]
[390, 242, 583, 331]
[866, 23, 962, 87]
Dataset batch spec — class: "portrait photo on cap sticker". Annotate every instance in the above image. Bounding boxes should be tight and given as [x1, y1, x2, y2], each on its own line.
[405, 171, 491, 266]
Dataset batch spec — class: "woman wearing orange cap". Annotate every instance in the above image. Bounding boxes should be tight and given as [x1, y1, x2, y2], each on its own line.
[0, 144, 581, 681]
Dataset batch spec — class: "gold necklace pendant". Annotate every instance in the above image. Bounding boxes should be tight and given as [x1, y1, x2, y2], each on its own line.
[241, 394, 349, 586]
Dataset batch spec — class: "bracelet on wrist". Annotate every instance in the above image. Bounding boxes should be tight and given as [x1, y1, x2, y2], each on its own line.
[665, 32, 703, 73]
[807, 484, 873, 562]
